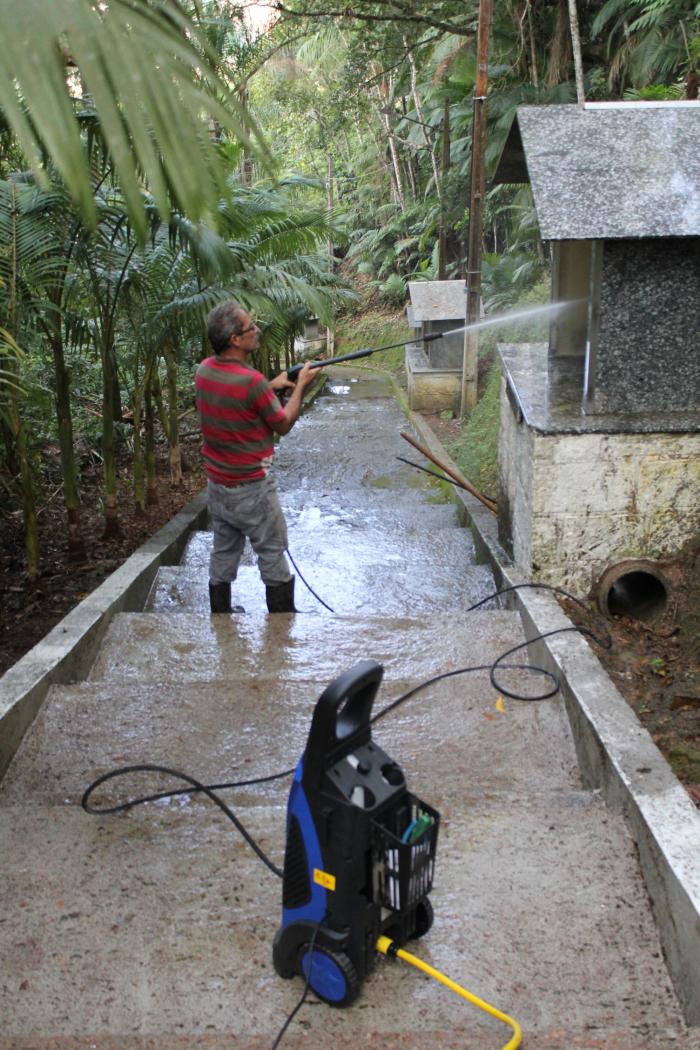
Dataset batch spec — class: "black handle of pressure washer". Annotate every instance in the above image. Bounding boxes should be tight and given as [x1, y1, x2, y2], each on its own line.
[284, 331, 443, 383]
[303, 660, 384, 785]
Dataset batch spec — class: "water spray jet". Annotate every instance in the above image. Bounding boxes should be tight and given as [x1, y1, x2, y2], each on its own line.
[286, 301, 581, 382]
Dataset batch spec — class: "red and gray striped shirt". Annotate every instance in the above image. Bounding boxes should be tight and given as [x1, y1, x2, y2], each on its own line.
[195, 357, 286, 485]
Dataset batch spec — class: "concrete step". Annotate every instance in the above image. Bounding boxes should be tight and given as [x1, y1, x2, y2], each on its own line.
[0, 794, 693, 1048]
[0, 672, 580, 808]
[180, 507, 469, 573]
[88, 610, 529, 687]
[146, 553, 496, 616]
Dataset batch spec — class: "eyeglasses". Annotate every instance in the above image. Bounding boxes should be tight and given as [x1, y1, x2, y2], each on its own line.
[237, 322, 258, 336]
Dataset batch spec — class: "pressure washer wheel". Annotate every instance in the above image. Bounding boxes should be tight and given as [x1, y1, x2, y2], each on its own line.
[298, 944, 360, 1007]
[411, 898, 434, 939]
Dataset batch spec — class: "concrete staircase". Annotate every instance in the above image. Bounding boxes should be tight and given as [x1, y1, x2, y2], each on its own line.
[1, 370, 697, 1049]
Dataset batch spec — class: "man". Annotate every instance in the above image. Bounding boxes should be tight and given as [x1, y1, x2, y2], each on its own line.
[195, 300, 316, 614]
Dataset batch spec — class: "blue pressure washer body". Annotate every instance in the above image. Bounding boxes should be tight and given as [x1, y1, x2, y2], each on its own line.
[272, 660, 439, 1007]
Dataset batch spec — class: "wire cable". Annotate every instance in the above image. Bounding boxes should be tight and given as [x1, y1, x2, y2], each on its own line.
[270, 919, 324, 1049]
[285, 547, 335, 612]
[81, 764, 284, 878]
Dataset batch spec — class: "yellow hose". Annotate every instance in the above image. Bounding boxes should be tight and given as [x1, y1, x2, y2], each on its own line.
[376, 935, 522, 1050]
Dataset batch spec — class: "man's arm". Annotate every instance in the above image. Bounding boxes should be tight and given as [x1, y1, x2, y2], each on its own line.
[268, 361, 317, 435]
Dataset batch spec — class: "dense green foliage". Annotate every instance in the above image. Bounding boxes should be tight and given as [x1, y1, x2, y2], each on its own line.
[251, 0, 698, 302]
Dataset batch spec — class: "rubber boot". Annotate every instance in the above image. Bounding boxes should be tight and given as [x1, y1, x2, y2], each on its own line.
[209, 581, 245, 614]
[265, 576, 296, 613]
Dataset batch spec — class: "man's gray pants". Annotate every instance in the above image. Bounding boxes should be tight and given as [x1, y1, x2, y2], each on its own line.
[208, 475, 291, 586]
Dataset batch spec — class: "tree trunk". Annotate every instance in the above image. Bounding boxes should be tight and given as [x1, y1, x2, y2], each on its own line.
[17, 416, 39, 588]
[376, 77, 406, 211]
[100, 341, 122, 538]
[162, 342, 183, 485]
[48, 306, 85, 560]
[327, 153, 335, 357]
[461, 0, 492, 418]
[132, 388, 146, 515]
[144, 376, 158, 507]
[527, 3, 539, 87]
[6, 371, 40, 586]
[406, 43, 442, 200]
[567, 0, 586, 104]
[403, 153, 418, 202]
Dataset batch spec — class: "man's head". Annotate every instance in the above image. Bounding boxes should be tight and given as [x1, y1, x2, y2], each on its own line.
[207, 301, 260, 357]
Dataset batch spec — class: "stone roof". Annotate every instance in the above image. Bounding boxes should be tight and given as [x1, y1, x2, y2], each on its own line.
[492, 102, 700, 240]
[407, 280, 466, 321]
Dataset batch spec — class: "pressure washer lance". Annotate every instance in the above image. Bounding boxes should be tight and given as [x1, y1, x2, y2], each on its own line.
[285, 300, 576, 382]
[285, 331, 442, 381]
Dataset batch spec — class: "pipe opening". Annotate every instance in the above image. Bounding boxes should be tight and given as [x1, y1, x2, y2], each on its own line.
[598, 562, 669, 622]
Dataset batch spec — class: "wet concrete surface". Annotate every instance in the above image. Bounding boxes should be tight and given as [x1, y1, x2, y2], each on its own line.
[0, 671, 579, 808]
[0, 796, 692, 1048]
[2, 368, 699, 1048]
[87, 609, 527, 684]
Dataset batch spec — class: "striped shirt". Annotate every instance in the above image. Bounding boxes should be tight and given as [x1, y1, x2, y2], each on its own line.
[195, 357, 286, 485]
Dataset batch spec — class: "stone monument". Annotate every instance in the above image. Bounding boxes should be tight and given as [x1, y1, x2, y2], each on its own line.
[492, 101, 700, 608]
[405, 280, 466, 412]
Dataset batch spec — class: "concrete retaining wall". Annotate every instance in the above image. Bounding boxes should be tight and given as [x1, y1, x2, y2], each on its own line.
[499, 377, 700, 593]
[405, 345, 461, 413]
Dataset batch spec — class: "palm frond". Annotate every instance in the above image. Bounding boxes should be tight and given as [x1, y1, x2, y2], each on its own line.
[0, 0, 270, 236]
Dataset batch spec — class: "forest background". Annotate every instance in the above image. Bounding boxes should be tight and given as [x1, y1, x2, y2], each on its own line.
[1, 0, 699, 777]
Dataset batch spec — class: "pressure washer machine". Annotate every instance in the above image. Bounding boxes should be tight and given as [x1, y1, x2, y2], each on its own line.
[273, 659, 440, 1007]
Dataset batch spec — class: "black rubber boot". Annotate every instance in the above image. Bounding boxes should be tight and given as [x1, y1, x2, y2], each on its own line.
[265, 577, 296, 613]
[209, 581, 245, 614]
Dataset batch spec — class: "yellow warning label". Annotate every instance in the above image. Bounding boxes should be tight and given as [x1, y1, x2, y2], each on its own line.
[313, 868, 336, 891]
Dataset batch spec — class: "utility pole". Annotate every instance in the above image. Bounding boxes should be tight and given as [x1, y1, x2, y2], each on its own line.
[438, 95, 450, 280]
[460, 0, 492, 418]
[326, 152, 335, 356]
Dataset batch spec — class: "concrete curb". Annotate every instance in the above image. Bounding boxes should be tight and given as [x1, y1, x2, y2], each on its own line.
[0, 491, 208, 780]
[408, 409, 700, 1027]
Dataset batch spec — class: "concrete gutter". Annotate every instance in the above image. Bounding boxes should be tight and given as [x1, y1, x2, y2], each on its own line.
[0, 491, 208, 780]
[408, 408, 700, 1028]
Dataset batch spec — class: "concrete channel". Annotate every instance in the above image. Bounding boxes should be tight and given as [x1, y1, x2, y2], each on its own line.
[0, 367, 699, 1049]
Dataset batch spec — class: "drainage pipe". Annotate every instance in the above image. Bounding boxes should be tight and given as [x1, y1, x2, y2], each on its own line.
[596, 560, 670, 622]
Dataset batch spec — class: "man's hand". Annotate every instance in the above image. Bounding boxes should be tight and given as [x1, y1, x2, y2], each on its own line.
[269, 360, 319, 436]
[296, 361, 318, 388]
[271, 361, 318, 392]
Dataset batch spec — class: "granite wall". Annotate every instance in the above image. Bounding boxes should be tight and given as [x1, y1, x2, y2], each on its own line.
[587, 238, 700, 414]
